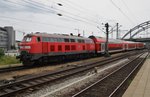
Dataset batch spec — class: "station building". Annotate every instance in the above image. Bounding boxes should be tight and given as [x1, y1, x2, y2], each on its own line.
[0, 26, 15, 50]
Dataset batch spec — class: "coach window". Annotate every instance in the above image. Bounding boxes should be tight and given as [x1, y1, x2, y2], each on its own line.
[37, 37, 41, 42]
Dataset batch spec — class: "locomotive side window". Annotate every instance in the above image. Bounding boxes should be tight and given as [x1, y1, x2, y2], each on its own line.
[53, 38, 58, 42]
[64, 38, 69, 42]
[81, 40, 85, 43]
[78, 39, 84, 43]
[42, 37, 47, 42]
[70, 39, 75, 42]
[37, 37, 41, 42]
[44, 37, 46, 42]
[46, 37, 49, 42]
[49, 38, 54, 42]
[77, 39, 81, 43]
[58, 38, 64, 42]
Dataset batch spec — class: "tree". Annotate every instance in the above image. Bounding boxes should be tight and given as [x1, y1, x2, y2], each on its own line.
[0, 48, 4, 57]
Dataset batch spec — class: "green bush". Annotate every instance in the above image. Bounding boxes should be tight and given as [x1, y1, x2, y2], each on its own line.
[0, 48, 4, 57]
[0, 56, 20, 65]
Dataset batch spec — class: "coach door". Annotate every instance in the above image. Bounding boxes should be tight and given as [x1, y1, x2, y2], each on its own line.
[123, 44, 125, 50]
[101, 43, 105, 53]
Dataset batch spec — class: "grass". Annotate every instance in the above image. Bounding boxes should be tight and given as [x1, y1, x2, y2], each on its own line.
[0, 55, 20, 66]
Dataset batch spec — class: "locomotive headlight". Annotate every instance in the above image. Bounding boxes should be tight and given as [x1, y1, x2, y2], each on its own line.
[24, 46, 31, 49]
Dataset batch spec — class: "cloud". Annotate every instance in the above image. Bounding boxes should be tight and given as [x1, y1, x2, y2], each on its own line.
[0, 0, 56, 14]
[0, 0, 150, 40]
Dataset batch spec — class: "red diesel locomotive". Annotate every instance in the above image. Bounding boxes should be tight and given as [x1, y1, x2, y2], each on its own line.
[18, 33, 95, 65]
[17, 32, 144, 66]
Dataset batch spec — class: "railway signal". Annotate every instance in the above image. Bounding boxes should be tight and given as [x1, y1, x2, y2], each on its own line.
[105, 23, 111, 57]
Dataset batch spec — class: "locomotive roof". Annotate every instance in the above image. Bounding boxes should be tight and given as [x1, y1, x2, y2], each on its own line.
[27, 33, 92, 40]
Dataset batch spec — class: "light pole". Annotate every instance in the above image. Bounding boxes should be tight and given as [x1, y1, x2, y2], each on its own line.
[116, 23, 122, 39]
[74, 28, 80, 36]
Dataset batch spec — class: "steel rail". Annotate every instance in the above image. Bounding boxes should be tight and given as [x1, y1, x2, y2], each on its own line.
[108, 52, 149, 97]
[0, 50, 143, 73]
[0, 66, 26, 73]
[72, 52, 148, 97]
[0, 51, 144, 97]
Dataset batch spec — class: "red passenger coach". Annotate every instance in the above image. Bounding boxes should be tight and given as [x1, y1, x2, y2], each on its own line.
[89, 36, 124, 54]
[123, 41, 136, 50]
[136, 42, 144, 49]
[18, 33, 95, 66]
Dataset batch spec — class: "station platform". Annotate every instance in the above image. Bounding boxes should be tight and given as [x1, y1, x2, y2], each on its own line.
[123, 55, 150, 97]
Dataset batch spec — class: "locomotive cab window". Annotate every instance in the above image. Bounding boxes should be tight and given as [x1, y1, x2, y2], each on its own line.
[23, 36, 32, 42]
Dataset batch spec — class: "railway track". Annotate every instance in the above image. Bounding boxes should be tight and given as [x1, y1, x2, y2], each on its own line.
[71, 52, 149, 97]
[0, 50, 146, 97]
[0, 50, 143, 73]
[0, 66, 26, 73]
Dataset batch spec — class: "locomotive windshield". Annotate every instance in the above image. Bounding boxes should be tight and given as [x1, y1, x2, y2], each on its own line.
[23, 36, 32, 42]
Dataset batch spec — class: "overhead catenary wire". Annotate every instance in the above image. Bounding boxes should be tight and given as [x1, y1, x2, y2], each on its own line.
[59, 0, 117, 25]
[3, 0, 98, 27]
[5, 0, 100, 26]
[58, 0, 99, 20]
[0, 15, 76, 30]
[109, 0, 135, 25]
[27, 0, 100, 25]
[2, 0, 107, 35]
[64, 0, 99, 16]
[4, 0, 107, 29]
[3, 0, 56, 14]
[0, 19, 35, 35]
[28, 0, 105, 33]
[120, 0, 138, 22]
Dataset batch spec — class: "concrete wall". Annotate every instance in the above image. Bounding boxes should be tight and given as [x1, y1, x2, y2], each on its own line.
[0, 28, 8, 49]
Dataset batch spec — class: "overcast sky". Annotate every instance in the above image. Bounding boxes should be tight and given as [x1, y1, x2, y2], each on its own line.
[0, 0, 150, 40]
